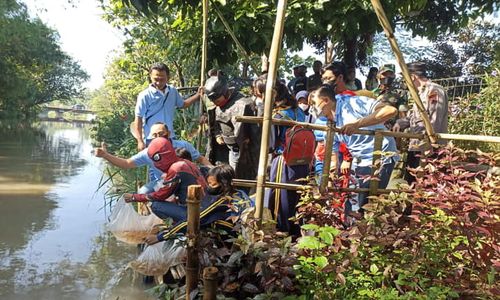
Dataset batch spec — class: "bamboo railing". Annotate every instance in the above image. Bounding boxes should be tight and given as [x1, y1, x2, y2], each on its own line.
[234, 115, 500, 199]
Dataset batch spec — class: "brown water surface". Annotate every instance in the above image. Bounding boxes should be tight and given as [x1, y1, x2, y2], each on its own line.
[0, 122, 153, 300]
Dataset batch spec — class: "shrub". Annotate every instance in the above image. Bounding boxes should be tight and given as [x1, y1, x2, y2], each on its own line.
[449, 69, 500, 152]
[294, 144, 499, 299]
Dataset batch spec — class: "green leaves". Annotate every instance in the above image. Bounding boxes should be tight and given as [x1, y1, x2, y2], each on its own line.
[297, 236, 321, 250]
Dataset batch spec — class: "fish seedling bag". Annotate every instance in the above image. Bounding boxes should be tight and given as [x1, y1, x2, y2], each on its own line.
[108, 197, 163, 244]
[129, 242, 170, 276]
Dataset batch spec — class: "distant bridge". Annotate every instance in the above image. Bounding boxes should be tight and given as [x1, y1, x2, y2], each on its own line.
[38, 106, 96, 123]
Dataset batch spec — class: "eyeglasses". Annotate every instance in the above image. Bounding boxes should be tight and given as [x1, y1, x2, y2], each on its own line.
[151, 150, 170, 162]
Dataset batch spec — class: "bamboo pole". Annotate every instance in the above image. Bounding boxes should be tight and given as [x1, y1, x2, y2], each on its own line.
[369, 132, 383, 196]
[233, 178, 410, 194]
[436, 133, 500, 143]
[237, 116, 500, 144]
[253, 0, 288, 223]
[234, 179, 313, 190]
[236, 116, 425, 139]
[197, 0, 209, 150]
[319, 121, 335, 194]
[186, 185, 202, 299]
[370, 0, 437, 144]
[202, 266, 218, 300]
[212, 4, 260, 73]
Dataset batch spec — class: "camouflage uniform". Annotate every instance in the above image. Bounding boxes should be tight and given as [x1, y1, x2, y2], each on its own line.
[372, 64, 408, 129]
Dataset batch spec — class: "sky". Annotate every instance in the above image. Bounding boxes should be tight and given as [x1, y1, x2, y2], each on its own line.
[23, 0, 124, 90]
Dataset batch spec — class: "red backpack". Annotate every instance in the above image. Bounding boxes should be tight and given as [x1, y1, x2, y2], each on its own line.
[283, 125, 316, 166]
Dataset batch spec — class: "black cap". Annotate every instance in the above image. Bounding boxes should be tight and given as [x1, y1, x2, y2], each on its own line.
[204, 74, 228, 101]
[407, 62, 427, 77]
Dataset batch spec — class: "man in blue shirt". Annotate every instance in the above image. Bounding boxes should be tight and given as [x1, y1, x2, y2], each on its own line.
[133, 63, 202, 151]
[314, 62, 399, 220]
[95, 122, 212, 193]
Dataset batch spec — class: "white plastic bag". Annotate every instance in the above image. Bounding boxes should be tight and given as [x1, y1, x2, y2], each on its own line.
[129, 238, 187, 277]
[108, 197, 163, 244]
[129, 242, 169, 276]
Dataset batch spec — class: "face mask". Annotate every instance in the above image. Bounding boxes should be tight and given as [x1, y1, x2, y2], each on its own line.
[379, 77, 395, 86]
[311, 104, 325, 118]
[207, 186, 222, 195]
[298, 103, 309, 111]
[215, 96, 230, 107]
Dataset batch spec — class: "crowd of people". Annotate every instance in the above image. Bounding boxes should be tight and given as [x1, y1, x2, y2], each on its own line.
[95, 60, 448, 240]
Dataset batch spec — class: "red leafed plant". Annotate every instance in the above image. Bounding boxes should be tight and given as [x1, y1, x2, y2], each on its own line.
[407, 144, 499, 295]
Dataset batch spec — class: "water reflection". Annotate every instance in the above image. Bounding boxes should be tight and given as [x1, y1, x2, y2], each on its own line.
[0, 122, 151, 300]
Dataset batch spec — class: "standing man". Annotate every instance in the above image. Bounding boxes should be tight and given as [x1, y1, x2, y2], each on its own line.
[317, 62, 399, 221]
[307, 60, 323, 91]
[372, 64, 408, 128]
[393, 62, 448, 184]
[287, 65, 307, 95]
[133, 62, 202, 151]
[203, 73, 261, 183]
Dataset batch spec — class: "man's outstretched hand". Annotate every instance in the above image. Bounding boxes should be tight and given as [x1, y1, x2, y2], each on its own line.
[95, 142, 108, 157]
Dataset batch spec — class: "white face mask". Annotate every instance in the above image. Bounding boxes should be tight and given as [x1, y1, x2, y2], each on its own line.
[310, 104, 324, 118]
[298, 103, 309, 111]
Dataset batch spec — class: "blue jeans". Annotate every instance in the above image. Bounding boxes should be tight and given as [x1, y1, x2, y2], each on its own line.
[345, 158, 396, 214]
[151, 201, 187, 222]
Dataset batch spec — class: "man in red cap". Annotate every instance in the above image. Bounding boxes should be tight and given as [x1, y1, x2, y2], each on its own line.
[123, 137, 207, 221]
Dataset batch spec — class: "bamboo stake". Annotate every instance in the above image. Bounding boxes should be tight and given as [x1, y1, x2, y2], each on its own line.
[186, 185, 202, 299]
[319, 121, 335, 194]
[197, 0, 209, 150]
[254, 0, 288, 223]
[369, 132, 383, 196]
[202, 267, 218, 300]
[212, 4, 260, 73]
[370, 0, 437, 144]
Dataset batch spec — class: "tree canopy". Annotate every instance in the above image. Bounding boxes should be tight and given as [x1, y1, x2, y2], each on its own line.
[0, 0, 89, 119]
[112, 0, 498, 73]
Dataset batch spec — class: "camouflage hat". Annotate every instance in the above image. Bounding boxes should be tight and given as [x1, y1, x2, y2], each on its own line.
[378, 64, 396, 75]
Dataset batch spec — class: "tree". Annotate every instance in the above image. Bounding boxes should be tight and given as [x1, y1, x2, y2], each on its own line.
[417, 21, 499, 79]
[0, 0, 88, 119]
[114, 0, 498, 70]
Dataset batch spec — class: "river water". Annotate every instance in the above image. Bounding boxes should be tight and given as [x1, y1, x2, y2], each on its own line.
[0, 122, 154, 300]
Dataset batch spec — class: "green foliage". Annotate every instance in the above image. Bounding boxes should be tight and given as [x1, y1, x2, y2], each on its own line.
[114, 0, 497, 69]
[418, 21, 499, 78]
[293, 145, 499, 299]
[449, 69, 500, 152]
[0, 0, 88, 119]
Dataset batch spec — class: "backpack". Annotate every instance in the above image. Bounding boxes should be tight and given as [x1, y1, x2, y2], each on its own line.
[283, 125, 316, 166]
